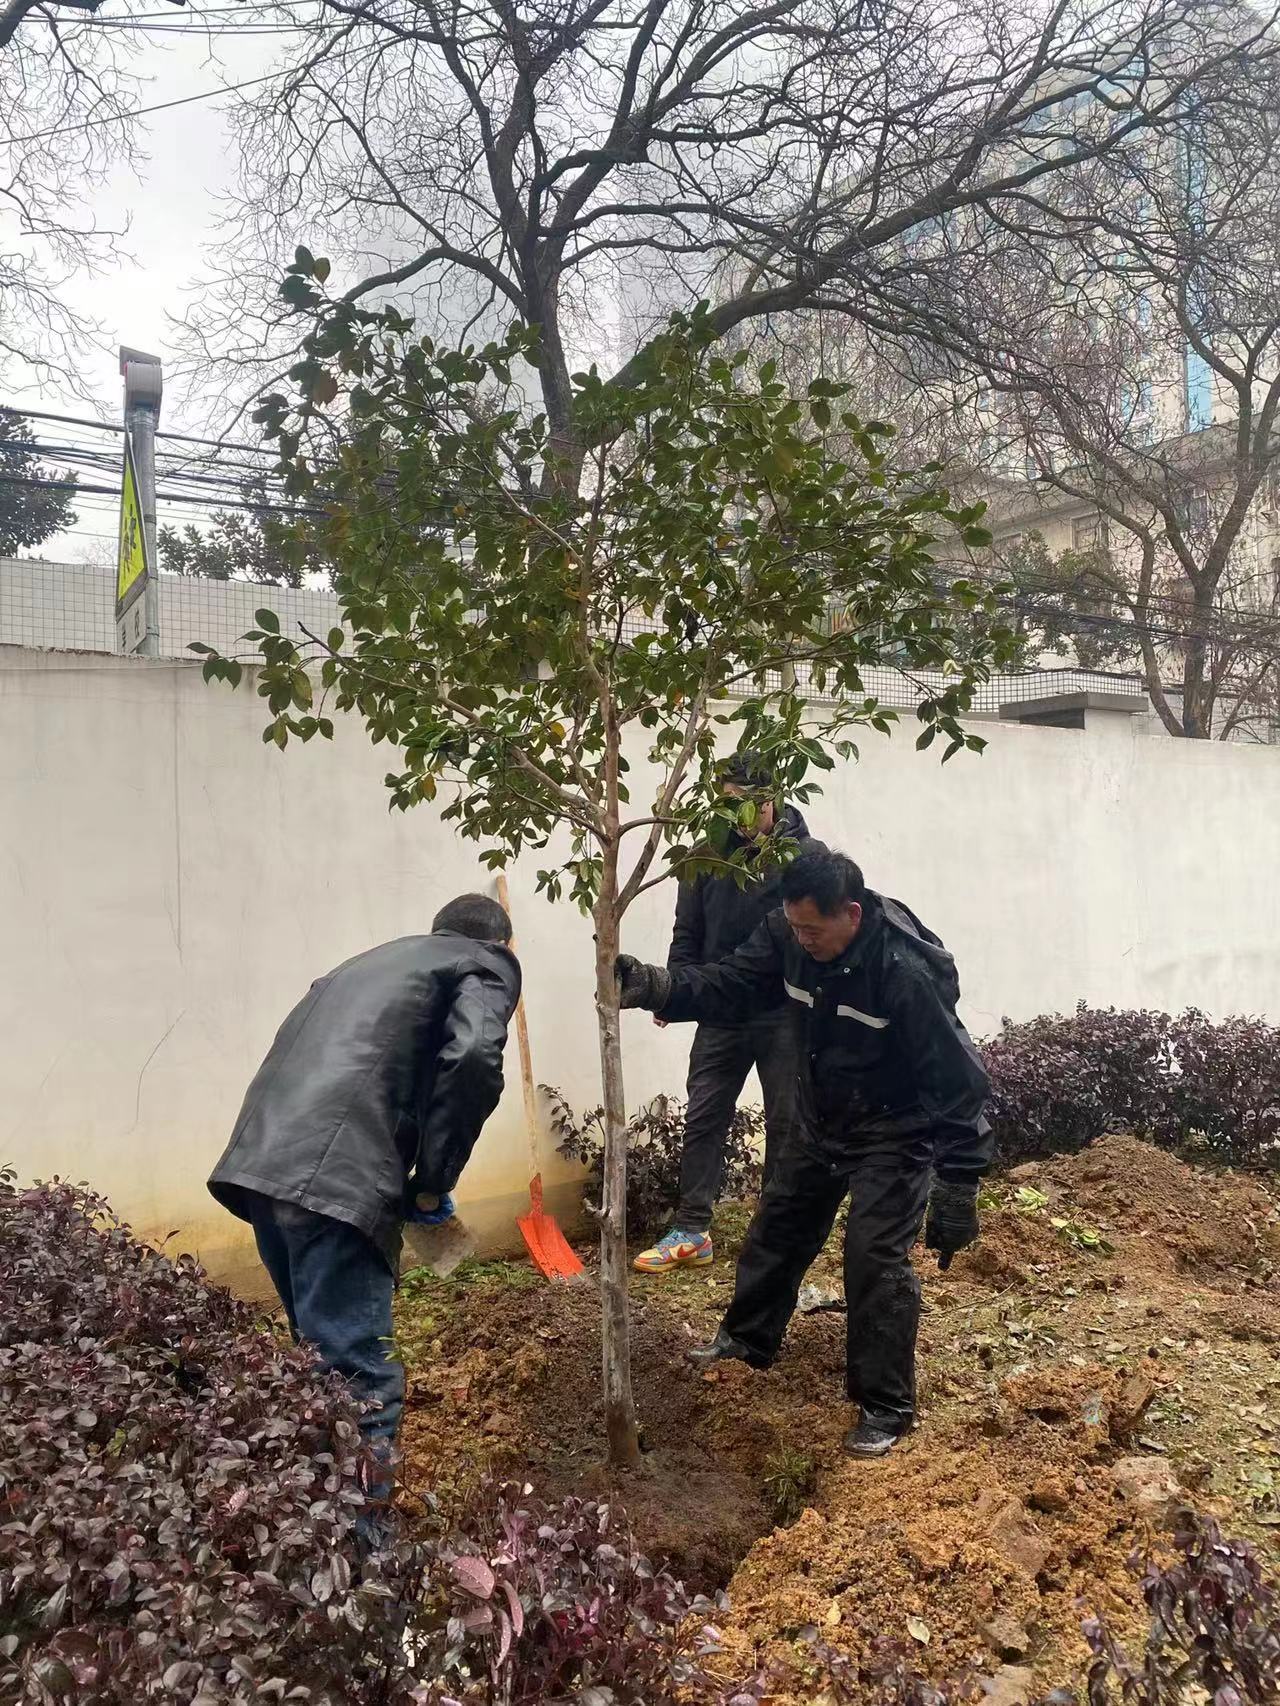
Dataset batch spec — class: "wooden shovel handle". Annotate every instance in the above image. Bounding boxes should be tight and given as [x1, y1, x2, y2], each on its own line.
[495, 873, 541, 1175]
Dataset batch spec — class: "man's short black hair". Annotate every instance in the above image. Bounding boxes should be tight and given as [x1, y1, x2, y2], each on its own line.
[433, 892, 513, 943]
[779, 848, 866, 916]
[719, 749, 776, 791]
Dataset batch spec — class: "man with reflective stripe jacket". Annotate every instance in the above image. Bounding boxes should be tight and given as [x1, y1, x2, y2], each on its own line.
[616, 846, 990, 1457]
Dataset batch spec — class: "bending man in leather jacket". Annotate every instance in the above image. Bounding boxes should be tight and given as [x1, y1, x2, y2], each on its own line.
[617, 847, 990, 1458]
[209, 892, 521, 1466]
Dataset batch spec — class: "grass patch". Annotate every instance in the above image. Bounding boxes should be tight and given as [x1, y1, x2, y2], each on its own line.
[763, 1446, 817, 1526]
[401, 1255, 542, 1297]
[710, 1198, 758, 1260]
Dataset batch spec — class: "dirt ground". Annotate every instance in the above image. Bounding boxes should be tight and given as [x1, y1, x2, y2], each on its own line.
[395, 1136, 1280, 1700]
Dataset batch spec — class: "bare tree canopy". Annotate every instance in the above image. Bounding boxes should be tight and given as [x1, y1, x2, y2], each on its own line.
[0, 0, 194, 389]
[787, 17, 1280, 738]
[189, 0, 1280, 460]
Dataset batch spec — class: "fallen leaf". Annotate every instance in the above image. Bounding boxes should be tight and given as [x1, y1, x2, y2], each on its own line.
[908, 1616, 932, 1645]
[825, 1601, 842, 1626]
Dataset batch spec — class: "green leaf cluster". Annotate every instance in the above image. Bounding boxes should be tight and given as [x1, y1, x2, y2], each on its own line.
[195, 270, 1016, 910]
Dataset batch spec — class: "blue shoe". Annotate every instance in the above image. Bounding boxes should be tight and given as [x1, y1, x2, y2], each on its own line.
[633, 1227, 713, 1274]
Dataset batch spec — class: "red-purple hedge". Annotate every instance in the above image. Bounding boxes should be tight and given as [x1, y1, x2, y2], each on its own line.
[0, 1170, 759, 1704]
[983, 1006, 1280, 1169]
[0, 1169, 425, 1703]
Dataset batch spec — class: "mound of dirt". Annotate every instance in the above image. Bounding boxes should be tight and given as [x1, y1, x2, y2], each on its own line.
[947, 1200, 1067, 1287]
[395, 1136, 1280, 1695]
[714, 1360, 1194, 1697]
[1017, 1134, 1279, 1277]
[716, 1411, 1150, 1697]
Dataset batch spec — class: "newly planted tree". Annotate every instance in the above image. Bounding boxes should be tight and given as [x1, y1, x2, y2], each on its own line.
[196, 259, 1011, 1464]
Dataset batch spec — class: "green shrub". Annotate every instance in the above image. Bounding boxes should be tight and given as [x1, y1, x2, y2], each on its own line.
[546, 1089, 764, 1234]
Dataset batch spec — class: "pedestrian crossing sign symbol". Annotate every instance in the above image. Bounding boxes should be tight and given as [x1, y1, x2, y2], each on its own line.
[116, 435, 149, 614]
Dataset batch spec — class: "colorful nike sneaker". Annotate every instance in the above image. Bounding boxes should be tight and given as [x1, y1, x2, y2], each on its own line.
[633, 1227, 714, 1274]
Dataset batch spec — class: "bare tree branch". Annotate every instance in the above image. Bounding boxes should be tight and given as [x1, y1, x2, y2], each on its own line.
[179, 0, 1280, 481]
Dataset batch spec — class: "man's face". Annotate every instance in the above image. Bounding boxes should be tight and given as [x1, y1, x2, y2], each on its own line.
[783, 895, 862, 962]
[723, 783, 776, 841]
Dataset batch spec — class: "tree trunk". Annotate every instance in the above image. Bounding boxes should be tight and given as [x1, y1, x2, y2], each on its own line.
[1179, 588, 1217, 738]
[529, 286, 588, 495]
[592, 887, 642, 1468]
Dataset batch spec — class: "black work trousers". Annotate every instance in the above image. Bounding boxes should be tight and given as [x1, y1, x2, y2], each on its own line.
[676, 1012, 798, 1233]
[719, 1133, 934, 1430]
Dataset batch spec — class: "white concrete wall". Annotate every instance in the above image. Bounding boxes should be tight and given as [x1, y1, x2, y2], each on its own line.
[3, 648, 1279, 1290]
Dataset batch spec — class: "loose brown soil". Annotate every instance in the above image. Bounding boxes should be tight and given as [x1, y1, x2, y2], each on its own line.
[395, 1137, 1280, 1700]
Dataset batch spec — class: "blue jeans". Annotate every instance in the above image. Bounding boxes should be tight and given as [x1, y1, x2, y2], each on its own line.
[246, 1193, 405, 1449]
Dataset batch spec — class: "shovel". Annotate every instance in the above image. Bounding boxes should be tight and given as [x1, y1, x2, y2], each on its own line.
[495, 873, 585, 1282]
[400, 1195, 478, 1280]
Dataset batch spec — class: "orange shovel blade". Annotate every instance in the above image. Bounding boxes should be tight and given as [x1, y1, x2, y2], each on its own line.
[518, 1174, 584, 1281]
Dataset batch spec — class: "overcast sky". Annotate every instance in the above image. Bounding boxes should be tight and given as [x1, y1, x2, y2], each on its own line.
[7, 16, 297, 559]
[7, 7, 637, 564]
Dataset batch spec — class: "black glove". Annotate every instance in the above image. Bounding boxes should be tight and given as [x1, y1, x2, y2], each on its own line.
[925, 1179, 980, 1271]
[614, 955, 673, 1012]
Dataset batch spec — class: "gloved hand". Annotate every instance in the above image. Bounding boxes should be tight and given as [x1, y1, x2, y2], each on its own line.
[408, 1191, 456, 1227]
[925, 1179, 979, 1271]
[614, 955, 672, 1012]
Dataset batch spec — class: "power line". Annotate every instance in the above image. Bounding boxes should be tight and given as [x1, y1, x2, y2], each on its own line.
[0, 406, 277, 458]
[159, 429, 276, 456]
[63, 18, 323, 29]
[6, 70, 281, 145]
[5, 436, 269, 476]
[0, 473, 322, 517]
[8, 419, 1279, 641]
[0, 406, 120, 436]
[86, 0, 324, 16]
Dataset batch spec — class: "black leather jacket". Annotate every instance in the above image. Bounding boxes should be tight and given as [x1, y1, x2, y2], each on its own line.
[659, 893, 991, 1181]
[208, 931, 521, 1264]
[667, 805, 811, 975]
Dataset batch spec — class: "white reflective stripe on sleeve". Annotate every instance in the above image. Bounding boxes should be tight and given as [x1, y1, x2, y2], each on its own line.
[836, 1004, 890, 1029]
[783, 980, 814, 1007]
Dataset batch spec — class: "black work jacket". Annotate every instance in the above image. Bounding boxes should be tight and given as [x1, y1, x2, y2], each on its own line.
[667, 806, 811, 976]
[208, 932, 521, 1264]
[659, 893, 991, 1181]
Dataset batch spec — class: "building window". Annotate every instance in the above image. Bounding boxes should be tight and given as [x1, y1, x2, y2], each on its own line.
[1185, 346, 1212, 431]
[1072, 515, 1102, 551]
[1119, 378, 1155, 442]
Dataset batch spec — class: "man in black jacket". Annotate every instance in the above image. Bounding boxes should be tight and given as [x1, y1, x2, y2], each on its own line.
[209, 893, 521, 1460]
[617, 848, 990, 1457]
[634, 752, 810, 1275]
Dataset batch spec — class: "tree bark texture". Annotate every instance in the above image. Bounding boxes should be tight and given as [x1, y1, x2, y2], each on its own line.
[593, 884, 642, 1469]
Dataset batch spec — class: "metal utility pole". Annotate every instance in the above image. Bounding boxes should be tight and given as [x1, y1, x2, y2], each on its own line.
[116, 347, 163, 657]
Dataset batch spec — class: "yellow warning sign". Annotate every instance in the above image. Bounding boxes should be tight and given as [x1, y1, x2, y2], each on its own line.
[116, 435, 149, 612]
